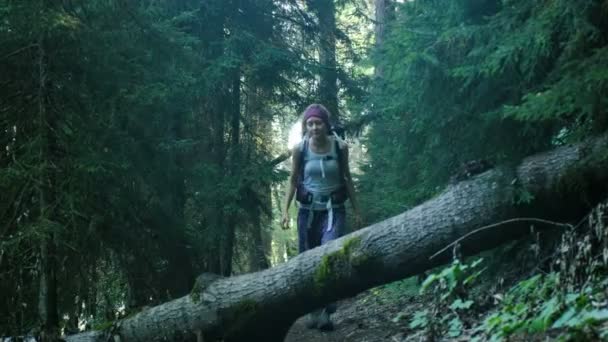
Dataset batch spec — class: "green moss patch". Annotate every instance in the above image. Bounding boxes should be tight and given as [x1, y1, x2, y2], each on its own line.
[190, 282, 203, 303]
[313, 236, 365, 294]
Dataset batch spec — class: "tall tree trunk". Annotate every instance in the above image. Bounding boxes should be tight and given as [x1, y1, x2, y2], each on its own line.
[204, 89, 227, 275]
[309, 0, 339, 119]
[125, 257, 151, 309]
[251, 211, 270, 270]
[36, 27, 59, 341]
[38, 240, 58, 340]
[374, 0, 387, 79]
[66, 134, 608, 342]
[374, 0, 395, 80]
[222, 71, 241, 276]
[87, 263, 98, 319]
[244, 77, 271, 272]
[196, 1, 227, 275]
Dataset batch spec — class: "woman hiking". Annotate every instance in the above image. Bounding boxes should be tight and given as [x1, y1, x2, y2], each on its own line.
[281, 103, 362, 331]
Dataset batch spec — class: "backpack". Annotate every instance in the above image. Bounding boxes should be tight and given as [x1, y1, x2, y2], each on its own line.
[295, 134, 348, 205]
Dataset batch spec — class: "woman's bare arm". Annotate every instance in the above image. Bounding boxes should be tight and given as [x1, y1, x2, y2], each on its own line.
[281, 146, 300, 229]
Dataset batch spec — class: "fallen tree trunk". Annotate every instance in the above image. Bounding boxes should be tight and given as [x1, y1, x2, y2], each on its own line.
[67, 134, 608, 342]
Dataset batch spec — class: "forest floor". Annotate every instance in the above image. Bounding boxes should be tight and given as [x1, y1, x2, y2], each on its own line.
[283, 266, 545, 342]
[285, 280, 422, 342]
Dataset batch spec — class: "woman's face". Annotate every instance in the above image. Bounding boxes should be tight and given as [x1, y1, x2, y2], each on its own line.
[306, 117, 327, 138]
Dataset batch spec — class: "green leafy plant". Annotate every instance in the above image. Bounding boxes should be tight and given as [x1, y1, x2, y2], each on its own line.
[477, 274, 608, 340]
[475, 201, 608, 340]
[421, 258, 485, 301]
[408, 258, 485, 338]
[409, 309, 430, 330]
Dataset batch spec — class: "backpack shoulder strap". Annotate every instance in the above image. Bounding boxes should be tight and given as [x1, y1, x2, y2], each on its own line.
[297, 138, 309, 182]
[299, 138, 308, 156]
[334, 137, 346, 183]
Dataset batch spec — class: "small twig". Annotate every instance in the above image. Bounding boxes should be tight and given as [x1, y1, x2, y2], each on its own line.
[429, 218, 573, 260]
[269, 150, 291, 167]
[573, 211, 592, 230]
[533, 208, 603, 275]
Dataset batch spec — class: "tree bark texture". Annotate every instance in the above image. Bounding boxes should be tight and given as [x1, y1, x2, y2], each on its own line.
[374, 0, 395, 80]
[374, 0, 386, 47]
[243, 77, 272, 272]
[309, 0, 339, 119]
[66, 134, 608, 342]
[37, 23, 59, 340]
[222, 70, 242, 276]
[374, 0, 386, 79]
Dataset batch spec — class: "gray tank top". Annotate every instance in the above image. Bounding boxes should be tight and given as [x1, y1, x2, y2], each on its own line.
[301, 136, 342, 210]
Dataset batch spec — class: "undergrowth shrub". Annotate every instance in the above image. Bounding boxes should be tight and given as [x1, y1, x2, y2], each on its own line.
[405, 199, 608, 341]
[473, 200, 608, 341]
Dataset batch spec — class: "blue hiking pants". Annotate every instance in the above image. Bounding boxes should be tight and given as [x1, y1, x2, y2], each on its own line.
[297, 207, 346, 253]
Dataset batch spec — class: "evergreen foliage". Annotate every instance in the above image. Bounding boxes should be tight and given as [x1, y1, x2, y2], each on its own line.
[1, 0, 364, 335]
[360, 0, 608, 221]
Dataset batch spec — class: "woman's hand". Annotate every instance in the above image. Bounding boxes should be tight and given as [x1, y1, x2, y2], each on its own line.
[281, 213, 290, 230]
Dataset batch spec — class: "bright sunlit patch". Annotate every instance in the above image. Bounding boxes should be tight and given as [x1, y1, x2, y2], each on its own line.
[287, 120, 302, 150]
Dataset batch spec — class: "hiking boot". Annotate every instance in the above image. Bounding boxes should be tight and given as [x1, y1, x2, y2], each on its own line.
[317, 309, 334, 332]
[305, 310, 321, 329]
